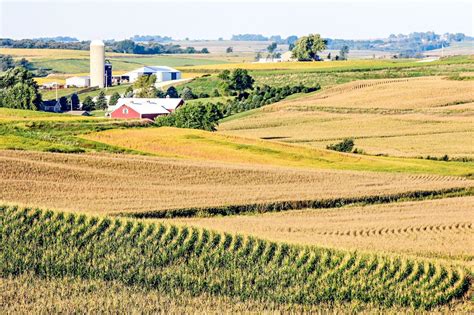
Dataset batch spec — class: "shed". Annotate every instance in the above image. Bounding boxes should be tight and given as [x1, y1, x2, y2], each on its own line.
[65, 76, 91, 88]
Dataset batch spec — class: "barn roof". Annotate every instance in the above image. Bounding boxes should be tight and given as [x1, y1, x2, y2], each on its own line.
[66, 76, 90, 80]
[124, 66, 180, 75]
[111, 103, 170, 115]
[109, 98, 183, 115]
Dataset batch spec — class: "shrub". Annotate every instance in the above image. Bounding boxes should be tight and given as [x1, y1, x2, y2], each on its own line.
[155, 102, 223, 131]
[326, 138, 355, 152]
[181, 87, 196, 100]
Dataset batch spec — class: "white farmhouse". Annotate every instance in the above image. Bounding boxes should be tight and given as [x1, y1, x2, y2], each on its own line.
[122, 66, 181, 83]
[65, 76, 91, 88]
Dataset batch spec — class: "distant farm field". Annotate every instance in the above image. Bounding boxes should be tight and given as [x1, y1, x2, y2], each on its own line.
[182, 55, 474, 73]
[0, 48, 231, 74]
[220, 77, 474, 159]
[81, 127, 474, 176]
[166, 196, 474, 265]
[1, 150, 471, 215]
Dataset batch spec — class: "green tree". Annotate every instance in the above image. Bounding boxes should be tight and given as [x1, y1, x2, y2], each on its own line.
[166, 86, 179, 98]
[109, 92, 121, 105]
[155, 102, 223, 131]
[124, 85, 134, 97]
[292, 34, 327, 61]
[134, 74, 157, 98]
[226, 47, 233, 53]
[326, 138, 354, 152]
[82, 96, 95, 111]
[59, 96, 68, 111]
[0, 54, 15, 71]
[95, 90, 108, 110]
[16, 58, 32, 69]
[267, 42, 277, 54]
[70, 93, 80, 110]
[181, 86, 196, 100]
[200, 48, 209, 53]
[229, 69, 254, 94]
[156, 89, 166, 98]
[339, 45, 350, 60]
[217, 70, 230, 81]
[0, 66, 41, 110]
[115, 40, 136, 53]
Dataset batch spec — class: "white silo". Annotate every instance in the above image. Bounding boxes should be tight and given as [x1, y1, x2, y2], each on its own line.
[90, 40, 105, 88]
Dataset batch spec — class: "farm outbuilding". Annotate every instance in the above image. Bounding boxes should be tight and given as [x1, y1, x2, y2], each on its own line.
[281, 51, 295, 62]
[122, 66, 181, 83]
[65, 76, 90, 88]
[108, 98, 184, 120]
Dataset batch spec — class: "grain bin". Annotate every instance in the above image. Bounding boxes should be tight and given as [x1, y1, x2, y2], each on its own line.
[90, 40, 105, 88]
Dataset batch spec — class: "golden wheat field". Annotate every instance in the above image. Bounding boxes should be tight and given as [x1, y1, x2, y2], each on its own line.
[1, 150, 471, 214]
[164, 196, 474, 265]
[220, 77, 474, 158]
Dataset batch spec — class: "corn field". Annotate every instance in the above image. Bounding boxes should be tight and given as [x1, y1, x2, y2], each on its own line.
[1, 205, 469, 310]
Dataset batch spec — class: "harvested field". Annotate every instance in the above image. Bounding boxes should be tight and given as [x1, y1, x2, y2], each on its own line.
[220, 77, 474, 158]
[183, 58, 461, 73]
[164, 196, 474, 265]
[0, 150, 472, 214]
[267, 77, 474, 111]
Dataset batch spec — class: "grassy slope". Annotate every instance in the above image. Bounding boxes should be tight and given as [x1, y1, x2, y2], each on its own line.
[82, 127, 474, 177]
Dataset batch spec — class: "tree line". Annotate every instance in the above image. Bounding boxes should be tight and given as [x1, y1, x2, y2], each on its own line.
[0, 39, 209, 55]
[0, 67, 42, 110]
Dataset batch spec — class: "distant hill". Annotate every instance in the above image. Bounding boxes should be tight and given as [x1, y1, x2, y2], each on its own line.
[231, 32, 472, 57]
[35, 36, 79, 42]
[129, 35, 173, 43]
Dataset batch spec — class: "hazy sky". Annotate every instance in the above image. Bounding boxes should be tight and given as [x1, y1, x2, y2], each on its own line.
[0, 0, 472, 40]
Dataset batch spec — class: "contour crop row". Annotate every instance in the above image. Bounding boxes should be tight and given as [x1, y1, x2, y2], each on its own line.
[0, 206, 469, 309]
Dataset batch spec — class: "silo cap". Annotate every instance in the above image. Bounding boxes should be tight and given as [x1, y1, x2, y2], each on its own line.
[90, 40, 105, 46]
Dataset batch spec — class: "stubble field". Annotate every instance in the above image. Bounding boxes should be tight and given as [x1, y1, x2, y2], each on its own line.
[2, 150, 471, 215]
[164, 196, 474, 265]
[220, 77, 474, 159]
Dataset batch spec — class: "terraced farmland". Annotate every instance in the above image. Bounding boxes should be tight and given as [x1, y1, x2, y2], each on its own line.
[1, 205, 470, 310]
[2, 150, 471, 215]
[166, 196, 474, 265]
[220, 77, 474, 158]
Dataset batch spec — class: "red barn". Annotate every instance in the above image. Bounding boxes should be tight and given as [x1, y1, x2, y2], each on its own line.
[109, 98, 184, 120]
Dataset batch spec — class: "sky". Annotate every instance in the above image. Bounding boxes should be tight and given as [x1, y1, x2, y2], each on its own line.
[0, 0, 472, 40]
